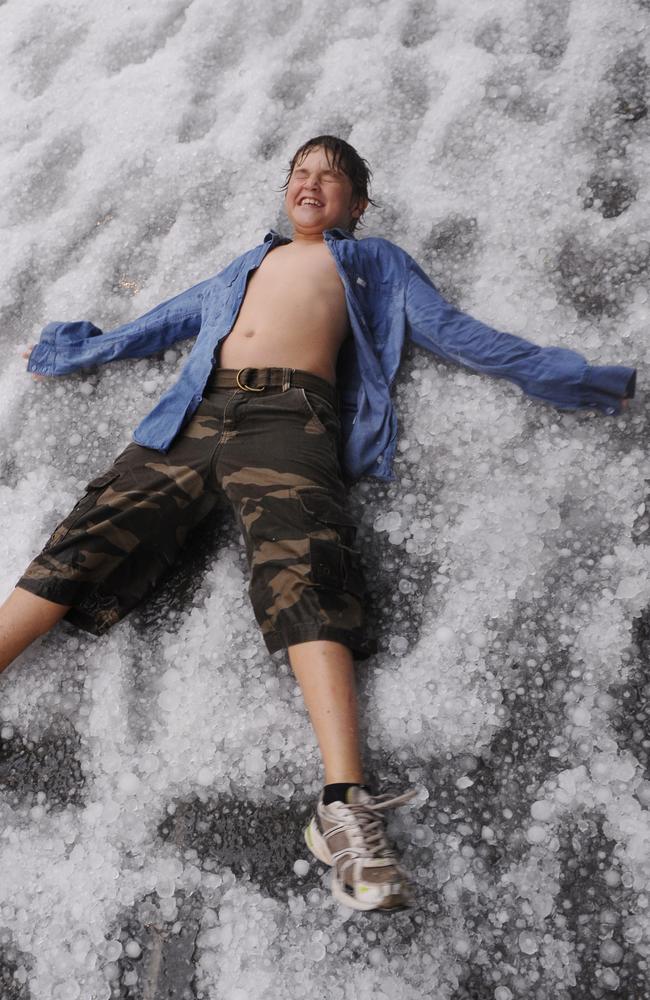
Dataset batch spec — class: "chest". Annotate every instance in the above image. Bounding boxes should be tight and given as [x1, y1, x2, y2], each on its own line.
[253, 244, 344, 295]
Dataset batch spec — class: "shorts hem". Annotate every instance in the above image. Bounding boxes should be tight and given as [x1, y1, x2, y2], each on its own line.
[15, 578, 122, 636]
[15, 576, 80, 607]
[263, 623, 376, 661]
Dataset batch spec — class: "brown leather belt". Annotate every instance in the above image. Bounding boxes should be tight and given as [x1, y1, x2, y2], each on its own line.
[205, 367, 338, 409]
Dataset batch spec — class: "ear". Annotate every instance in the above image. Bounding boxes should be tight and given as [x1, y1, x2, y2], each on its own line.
[351, 197, 369, 220]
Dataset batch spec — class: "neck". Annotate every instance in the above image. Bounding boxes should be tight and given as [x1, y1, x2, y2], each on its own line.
[291, 230, 326, 243]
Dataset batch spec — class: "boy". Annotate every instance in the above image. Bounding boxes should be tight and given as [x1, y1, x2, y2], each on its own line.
[4, 135, 636, 912]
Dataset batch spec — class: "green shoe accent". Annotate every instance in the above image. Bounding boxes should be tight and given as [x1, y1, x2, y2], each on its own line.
[305, 823, 314, 849]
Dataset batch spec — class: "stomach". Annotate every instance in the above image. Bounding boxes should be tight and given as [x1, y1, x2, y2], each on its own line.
[218, 325, 349, 385]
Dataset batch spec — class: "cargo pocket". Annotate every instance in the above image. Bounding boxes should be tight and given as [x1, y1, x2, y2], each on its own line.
[44, 469, 121, 551]
[295, 488, 365, 597]
[75, 469, 120, 517]
[84, 469, 121, 491]
[294, 488, 356, 537]
[309, 537, 366, 596]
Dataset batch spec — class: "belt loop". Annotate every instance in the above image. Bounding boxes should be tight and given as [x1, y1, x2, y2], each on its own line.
[282, 368, 294, 392]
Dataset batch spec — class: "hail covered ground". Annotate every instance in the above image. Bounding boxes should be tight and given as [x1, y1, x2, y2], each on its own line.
[1, 0, 650, 998]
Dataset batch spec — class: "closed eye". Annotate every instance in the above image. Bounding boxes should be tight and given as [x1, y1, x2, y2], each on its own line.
[292, 170, 343, 182]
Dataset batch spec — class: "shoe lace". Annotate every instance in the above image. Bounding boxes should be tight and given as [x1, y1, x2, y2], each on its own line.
[334, 789, 418, 863]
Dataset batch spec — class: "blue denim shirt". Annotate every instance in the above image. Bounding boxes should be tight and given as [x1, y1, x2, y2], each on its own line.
[28, 228, 636, 481]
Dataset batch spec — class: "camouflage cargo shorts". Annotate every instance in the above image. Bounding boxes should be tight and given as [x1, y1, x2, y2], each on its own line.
[16, 367, 376, 660]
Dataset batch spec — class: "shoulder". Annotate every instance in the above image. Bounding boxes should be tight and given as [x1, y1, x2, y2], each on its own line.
[351, 236, 413, 282]
[362, 238, 429, 281]
[354, 235, 408, 257]
[206, 242, 262, 288]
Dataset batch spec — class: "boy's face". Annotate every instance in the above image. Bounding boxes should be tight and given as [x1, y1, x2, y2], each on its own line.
[285, 146, 367, 237]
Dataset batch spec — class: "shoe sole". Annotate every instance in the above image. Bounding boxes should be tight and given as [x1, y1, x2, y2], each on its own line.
[304, 818, 412, 913]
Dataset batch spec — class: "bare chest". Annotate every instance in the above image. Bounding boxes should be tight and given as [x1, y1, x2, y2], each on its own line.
[221, 242, 350, 376]
[245, 243, 345, 304]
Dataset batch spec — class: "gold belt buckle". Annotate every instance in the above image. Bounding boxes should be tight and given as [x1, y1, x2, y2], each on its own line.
[236, 368, 265, 392]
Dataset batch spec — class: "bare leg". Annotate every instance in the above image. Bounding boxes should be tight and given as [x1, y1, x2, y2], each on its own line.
[288, 639, 364, 785]
[0, 588, 70, 673]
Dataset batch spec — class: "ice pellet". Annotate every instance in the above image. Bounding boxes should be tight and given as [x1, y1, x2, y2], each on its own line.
[530, 800, 554, 821]
[435, 626, 455, 643]
[518, 932, 539, 955]
[117, 773, 141, 794]
[599, 939, 624, 965]
[526, 824, 548, 844]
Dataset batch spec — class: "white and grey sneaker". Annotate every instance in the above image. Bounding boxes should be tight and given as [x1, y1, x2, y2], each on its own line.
[304, 785, 417, 911]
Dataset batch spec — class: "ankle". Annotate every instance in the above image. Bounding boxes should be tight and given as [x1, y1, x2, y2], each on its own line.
[323, 781, 371, 805]
[323, 770, 365, 786]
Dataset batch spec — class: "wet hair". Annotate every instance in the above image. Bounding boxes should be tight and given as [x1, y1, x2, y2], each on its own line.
[282, 134, 377, 231]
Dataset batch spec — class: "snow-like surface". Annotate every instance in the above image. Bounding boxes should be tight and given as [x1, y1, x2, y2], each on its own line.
[1, 0, 650, 997]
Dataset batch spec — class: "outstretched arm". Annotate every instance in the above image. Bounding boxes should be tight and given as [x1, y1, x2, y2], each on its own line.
[25, 275, 212, 378]
[404, 258, 636, 415]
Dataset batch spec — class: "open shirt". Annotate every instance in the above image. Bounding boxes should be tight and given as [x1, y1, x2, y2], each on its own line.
[27, 228, 637, 482]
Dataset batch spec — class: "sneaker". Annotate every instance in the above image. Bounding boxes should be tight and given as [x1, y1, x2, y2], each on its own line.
[304, 786, 417, 911]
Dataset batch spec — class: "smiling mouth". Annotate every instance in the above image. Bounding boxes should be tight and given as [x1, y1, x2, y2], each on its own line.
[299, 198, 324, 207]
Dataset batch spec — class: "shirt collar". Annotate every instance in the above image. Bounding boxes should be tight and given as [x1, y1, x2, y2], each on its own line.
[263, 229, 288, 244]
[263, 227, 356, 243]
[325, 227, 356, 241]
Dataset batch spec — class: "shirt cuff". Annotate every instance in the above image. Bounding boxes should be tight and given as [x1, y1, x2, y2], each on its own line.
[581, 365, 637, 414]
[26, 341, 56, 375]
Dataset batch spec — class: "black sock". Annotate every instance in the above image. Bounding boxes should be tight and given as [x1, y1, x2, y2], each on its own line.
[323, 782, 372, 805]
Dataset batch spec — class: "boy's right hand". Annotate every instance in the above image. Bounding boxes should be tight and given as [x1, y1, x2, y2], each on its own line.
[22, 345, 47, 381]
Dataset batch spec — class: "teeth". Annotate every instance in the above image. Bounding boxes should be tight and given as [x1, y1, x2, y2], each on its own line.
[300, 199, 322, 207]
